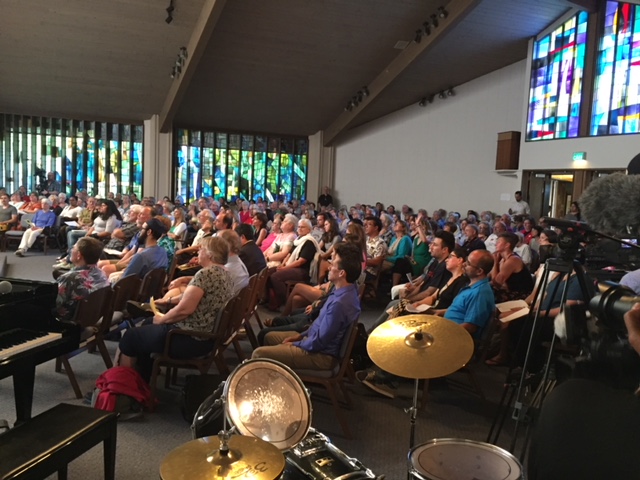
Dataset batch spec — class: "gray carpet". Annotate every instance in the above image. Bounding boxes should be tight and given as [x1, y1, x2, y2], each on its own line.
[0, 250, 525, 479]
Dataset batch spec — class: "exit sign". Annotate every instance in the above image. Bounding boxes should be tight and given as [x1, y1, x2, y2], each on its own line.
[573, 151, 587, 161]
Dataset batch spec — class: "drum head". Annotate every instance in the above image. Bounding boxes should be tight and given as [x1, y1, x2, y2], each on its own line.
[225, 358, 311, 451]
[409, 438, 522, 480]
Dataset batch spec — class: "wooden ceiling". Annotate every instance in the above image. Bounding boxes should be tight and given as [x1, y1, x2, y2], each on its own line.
[0, 0, 591, 142]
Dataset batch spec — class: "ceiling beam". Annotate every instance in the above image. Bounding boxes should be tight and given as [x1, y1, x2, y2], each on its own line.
[159, 0, 227, 133]
[566, 0, 598, 12]
[322, 0, 481, 146]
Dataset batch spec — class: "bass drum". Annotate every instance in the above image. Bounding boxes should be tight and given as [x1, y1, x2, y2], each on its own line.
[225, 358, 312, 451]
[281, 430, 379, 480]
[409, 438, 523, 480]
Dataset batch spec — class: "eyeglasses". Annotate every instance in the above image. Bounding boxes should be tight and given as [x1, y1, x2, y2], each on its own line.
[464, 259, 482, 270]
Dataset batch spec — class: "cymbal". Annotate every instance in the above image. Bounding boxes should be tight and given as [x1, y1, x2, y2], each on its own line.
[160, 435, 285, 480]
[367, 314, 474, 379]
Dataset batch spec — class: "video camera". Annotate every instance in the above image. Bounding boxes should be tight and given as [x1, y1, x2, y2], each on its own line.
[33, 167, 47, 194]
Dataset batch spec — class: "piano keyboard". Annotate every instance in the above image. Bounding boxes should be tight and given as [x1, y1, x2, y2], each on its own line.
[0, 329, 62, 360]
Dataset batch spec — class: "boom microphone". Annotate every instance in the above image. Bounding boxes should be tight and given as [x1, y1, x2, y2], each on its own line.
[0, 280, 12, 294]
[580, 172, 640, 236]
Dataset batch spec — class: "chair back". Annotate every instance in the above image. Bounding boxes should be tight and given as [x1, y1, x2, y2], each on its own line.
[72, 286, 113, 329]
[165, 255, 178, 287]
[112, 274, 142, 312]
[336, 321, 360, 376]
[224, 282, 255, 343]
[138, 268, 167, 302]
[18, 214, 34, 229]
[212, 294, 242, 339]
[248, 267, 269, 313]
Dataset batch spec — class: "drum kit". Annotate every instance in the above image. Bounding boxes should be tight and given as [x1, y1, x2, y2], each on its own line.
[160, 315, 524, 479]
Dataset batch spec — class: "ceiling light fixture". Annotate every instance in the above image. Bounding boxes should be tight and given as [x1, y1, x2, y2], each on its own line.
[423, 22, 431, 36]
[418, 97, 427, 107]
[438, 6, 448, 19]
[361, 86, 370, 97]
[431, 14, 439, 28]
[414, 30, 422, 43]
[447, 87, 455, 96]
[438, 91, 446, 99]
[179, 47, 188, 60]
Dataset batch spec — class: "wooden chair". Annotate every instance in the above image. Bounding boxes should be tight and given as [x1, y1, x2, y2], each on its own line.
[295, 320, 360, 438]
[137, 267, 167, 302]
[2, 213, 33, 251]
[148, 294, 242, 402]
[105, 274, 142, 329]
[55, 286, 114, 399]
[221, 278, 256, 360]
[164, 255, 178, 292]
[363, 263, 383, 300]
[246, 267, 271, 338]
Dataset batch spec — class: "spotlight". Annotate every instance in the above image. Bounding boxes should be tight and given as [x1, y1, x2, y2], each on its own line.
[418, 97, 427, 107]
[175, 64, 182, 75]
[438, 91, 446, 99]
[438, 6, 448, 18]
[431, 14, 439, 28]
[166, 0, 174, 24]
[447, 87, 455, 96]
[414, 29, 422, 43]
[179, 47, 188, 60]
[345, 102, 354, 112]
[170, 66, 177, 79]
[428, 94, 435, 103]
[166, 15, 173, 24]
[361, 86, 369, 97]
[352, 95, 359, 107]
[423, 22, 431, 36]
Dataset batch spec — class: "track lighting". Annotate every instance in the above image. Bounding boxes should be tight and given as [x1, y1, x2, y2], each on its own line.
[438, 91, 446, 99]
[447, 87, 455, 97]
[423, 22, 431, 36]
[431, 14, 439, 28]
[418, 98, 427, 107]
[438, 6, 448, 19]
[170, 45, 188, 80]
[361, 86, 369, 97]
[179, 47, 188, 60]
[414, 30, 422, 43]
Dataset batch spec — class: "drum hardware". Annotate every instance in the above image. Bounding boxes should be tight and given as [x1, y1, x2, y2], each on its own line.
[367, 315, 474, 480]
[408, 438, 523, 480]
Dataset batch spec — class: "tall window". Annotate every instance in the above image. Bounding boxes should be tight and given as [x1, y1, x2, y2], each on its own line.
[175, 129, 308, 203]
[591, 1, 640, 135]
[526, 11, 589, 140]
[0, 114, 143, 197]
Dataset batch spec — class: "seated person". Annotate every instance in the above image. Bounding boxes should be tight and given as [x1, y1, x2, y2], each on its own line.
[461, 224, 487, 254]
[15, 198, 56, 257]
[118, 237, 234, 381]
[20, 192, 43, 214]
[173, 210, 215, 268]
[264, 213, 298, 266]
[236, 223, 267, 277]
[381, 219, 413, 282]
[252, 243, 362, 370]
[359, 250, 496, 397]
[121, 218, 169, 280]
[96, 206, 153, 276]
[55, 237, 110, 322]
[363, 216, 388, 283]
[101, 205, 142, 256]
[392, 215, 432, 287]
[216, 230, 250, 295]
[56, 195, 84, 250]
[490, 232, 534, 303]
[267, 218, 320, 309]
[372, 230, 455, 333]
[0, 192, 18, 232]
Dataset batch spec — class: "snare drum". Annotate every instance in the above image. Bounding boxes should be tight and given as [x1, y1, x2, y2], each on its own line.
[225, 358, 312, 451]
[282, 431, 377, 480]
[409, 438, 523, 480]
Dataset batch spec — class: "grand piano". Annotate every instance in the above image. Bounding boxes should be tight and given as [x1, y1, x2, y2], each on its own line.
[0, 277, 80, 424]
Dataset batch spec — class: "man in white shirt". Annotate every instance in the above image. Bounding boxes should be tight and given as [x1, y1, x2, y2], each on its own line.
[509, 191, 531, 216]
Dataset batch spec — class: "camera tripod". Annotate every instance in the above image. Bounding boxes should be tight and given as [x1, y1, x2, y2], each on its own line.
[486, 254, 594, 460]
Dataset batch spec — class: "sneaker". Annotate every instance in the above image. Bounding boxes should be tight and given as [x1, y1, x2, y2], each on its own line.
[356, 369, 396, 399]
[55, 260, 73, 270]
[127, 300, 154, 318]
[15, 249, 24, 257]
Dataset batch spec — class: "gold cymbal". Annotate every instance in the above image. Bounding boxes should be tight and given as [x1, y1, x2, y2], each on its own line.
[160, 435, 285, 480]
[367, 314, 474, 379]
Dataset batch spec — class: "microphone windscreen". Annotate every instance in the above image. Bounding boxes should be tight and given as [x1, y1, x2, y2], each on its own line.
[0, 280, 12, 294]
[580, 173, 640, 236]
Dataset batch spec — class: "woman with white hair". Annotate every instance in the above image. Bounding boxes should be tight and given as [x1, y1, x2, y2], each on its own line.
[264, 213, 298, 266]
[267, 218, 320, 310]
[15, 198, 56, 257]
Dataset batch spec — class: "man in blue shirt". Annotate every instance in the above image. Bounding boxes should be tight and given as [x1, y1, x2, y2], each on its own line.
[252, 243, 362, 371]
[122, 217, 169, 279]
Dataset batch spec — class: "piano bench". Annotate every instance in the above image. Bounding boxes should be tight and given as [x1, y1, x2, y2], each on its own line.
[0, 403, 117, 480]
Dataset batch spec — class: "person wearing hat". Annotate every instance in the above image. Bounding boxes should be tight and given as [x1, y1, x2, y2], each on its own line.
[122, 217, 169, 279]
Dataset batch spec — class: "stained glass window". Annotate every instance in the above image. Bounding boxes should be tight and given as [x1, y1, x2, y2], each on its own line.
[0, 114, 143, 197]
[526, 11, 589, 140]
[175, 129, 308, 204]
[591, 1, 640, 135]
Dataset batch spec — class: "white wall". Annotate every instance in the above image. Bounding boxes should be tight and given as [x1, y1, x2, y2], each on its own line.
[334, 61, 527, 215]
